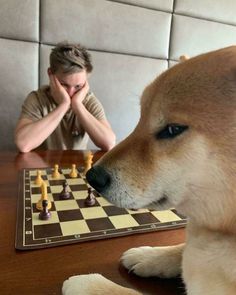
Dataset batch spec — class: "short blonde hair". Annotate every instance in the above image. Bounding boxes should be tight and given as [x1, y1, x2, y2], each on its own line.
[50, 42, 93, 74]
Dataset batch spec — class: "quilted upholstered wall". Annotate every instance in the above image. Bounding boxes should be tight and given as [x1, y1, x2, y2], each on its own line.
[0, 0, 236, 150]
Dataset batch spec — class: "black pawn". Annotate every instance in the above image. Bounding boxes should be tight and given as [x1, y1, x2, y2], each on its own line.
[84, 188, 96, 207]
[59, 181, 70, 200]
[39, 199, 51, 220]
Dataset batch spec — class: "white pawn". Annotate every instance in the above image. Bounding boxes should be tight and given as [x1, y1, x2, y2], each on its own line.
[83, 151, 93, 175]
[52, 164, 60, 179]
[69, 164, 78, 178]
[35, 170, 43, 185]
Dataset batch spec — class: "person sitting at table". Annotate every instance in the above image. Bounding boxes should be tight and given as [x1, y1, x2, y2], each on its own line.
[15, 42, 116, 153]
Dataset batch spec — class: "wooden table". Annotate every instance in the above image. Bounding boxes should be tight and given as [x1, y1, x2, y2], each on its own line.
[0, 150, 186, 295]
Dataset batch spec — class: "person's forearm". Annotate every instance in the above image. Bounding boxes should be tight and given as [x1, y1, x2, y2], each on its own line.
[15, 103, 69, 152]
[73, 104, 116, 151]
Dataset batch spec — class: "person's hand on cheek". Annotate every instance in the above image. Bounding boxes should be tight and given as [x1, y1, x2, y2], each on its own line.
[71, 80, 89, 109]
[49, 72, 71, 109]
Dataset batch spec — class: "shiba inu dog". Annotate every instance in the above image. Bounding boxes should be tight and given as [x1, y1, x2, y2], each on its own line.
[63, 46, 236, 295]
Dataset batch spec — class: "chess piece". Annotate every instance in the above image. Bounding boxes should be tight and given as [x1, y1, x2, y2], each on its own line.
[84, 188, 96, 207]
[83, 151, 93, 175]
[69, 164, 78, 178]
[35, 170, 43, 185]
[39, 199, 51, 220]
[52, 164, 60, 179]
[36, 181, 52, 211]
[59, 181, 71, 200]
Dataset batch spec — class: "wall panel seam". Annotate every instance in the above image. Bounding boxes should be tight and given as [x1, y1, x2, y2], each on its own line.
[173, 12, 236, 28]
[106, 0, 172, 13]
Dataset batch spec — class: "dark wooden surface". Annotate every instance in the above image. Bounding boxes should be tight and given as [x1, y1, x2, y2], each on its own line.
[0, 150, 186, 295]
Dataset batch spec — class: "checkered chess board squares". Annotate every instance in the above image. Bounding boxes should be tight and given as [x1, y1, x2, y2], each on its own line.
[15, 168, 187, 250]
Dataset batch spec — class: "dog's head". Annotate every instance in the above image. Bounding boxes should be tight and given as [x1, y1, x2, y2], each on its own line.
[87, 46, 236, 231]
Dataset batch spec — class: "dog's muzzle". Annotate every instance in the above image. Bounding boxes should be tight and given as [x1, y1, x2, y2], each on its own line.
[86, 166, 111, 193]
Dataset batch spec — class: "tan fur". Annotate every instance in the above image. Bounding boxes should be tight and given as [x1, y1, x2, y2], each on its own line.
[63, 46, 236, 295]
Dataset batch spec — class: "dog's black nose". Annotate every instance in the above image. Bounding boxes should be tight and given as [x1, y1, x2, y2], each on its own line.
[86, 165, 111, 192]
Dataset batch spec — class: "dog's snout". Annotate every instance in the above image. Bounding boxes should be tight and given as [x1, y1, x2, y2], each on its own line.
[86, 165, 111, 193]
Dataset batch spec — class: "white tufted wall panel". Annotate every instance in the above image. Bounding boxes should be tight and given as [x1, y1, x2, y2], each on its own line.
[0, 0, 235, 150]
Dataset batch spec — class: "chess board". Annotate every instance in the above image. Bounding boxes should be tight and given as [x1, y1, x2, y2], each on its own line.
[15, 167, 187, 250]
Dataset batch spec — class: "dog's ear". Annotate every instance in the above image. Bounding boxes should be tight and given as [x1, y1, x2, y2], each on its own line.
[179, 55, 190, 62]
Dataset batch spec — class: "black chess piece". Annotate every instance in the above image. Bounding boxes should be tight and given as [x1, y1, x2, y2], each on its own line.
[84, 188, 96, 207]
[39, 199, 51, 220]
[59, 181, 71, 200]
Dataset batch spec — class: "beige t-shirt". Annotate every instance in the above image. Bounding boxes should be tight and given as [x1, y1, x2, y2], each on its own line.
[19, 86, 106, 150]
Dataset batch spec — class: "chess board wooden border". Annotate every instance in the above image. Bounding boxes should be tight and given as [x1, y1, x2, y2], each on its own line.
[15, 167, 187, 250]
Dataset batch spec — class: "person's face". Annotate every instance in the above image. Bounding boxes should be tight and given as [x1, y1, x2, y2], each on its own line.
[55, 69, 87, 98]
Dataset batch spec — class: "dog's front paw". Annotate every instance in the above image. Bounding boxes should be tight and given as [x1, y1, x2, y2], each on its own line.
[121, 244, 184, 278]
[62, 273, 141, 295]
[62, 274, 103, 295]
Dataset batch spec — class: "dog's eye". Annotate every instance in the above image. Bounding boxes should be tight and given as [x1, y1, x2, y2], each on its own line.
[156, 124, 188, 139]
